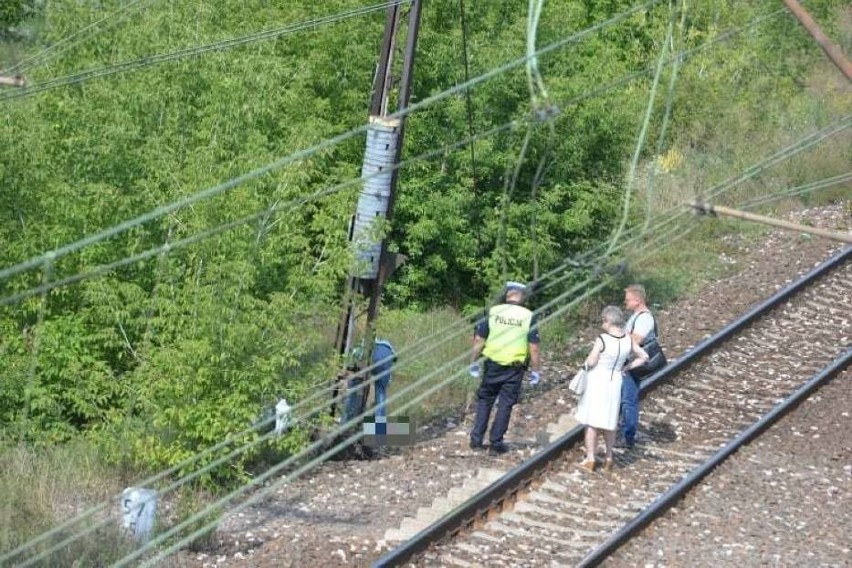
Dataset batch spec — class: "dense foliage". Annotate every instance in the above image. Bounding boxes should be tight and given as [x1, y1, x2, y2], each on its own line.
[0, 0, 845, 472]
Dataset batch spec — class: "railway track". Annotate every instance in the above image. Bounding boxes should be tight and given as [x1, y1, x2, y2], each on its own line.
[376, 246, 851, 567]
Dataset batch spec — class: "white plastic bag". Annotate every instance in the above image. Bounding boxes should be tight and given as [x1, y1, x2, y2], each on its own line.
[274, 398, 291, 436]
[569, 369, 588, 396]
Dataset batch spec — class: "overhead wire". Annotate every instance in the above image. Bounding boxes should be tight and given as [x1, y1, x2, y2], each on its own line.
[3, 13, 840, 552]
[528, 125, 556, 280]
[704, 116, 852, 203]
[526, 0, 549, 106]
[11, 111, 844, 564]
[17, 258, 53, 442]
[524, 0, 558, 281]
[643, 0, 686, 233]
[497, 126, 533, 281]
[0, 0, 410, 102]
[457, 0, 485, 294]
[5, 3, 848, 563]
[0, 0, 665, 288]
[2, 0, 159, 75]
[739, 172, 852, 209]
[604, 1, 674, 256]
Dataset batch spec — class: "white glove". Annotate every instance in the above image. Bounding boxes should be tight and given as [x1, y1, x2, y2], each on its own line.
[469, 363, 481, 378]
[529, 370, 541, 386]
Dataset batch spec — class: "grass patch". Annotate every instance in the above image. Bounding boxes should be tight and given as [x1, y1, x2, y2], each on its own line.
[376, 307, 475, 426]
[0, 440, 133, 566]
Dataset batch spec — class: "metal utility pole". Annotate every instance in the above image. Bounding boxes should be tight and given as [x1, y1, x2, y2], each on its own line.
[690, 201, 852, 244]
[782, 0, 852, 81]
[332, 0, 422, 419]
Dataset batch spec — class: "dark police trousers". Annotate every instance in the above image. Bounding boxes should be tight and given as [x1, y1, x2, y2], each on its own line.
[471, 360, 525, 446]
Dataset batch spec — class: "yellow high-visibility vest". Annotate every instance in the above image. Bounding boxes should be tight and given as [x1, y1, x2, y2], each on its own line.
[482, 303, 533, 365]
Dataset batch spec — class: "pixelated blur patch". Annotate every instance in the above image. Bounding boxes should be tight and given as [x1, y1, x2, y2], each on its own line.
[362, 416, 416, 446]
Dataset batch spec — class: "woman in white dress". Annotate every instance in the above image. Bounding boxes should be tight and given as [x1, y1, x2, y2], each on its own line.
[575, 305, 648, 472]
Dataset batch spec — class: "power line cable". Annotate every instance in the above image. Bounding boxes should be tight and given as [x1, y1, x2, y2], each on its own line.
[0, 0, 666, 286]
[740, 172, 852, 209]
[0, 1, 409, 102]
[498, 125, 533, 281]
[3, 0, 160, 75]
[457, 0, 485, 294]
[643, 0, 686, 233]
[704, 116, 852, 203]
[6, 7, 847, 561]
[605, 2, 674, 256]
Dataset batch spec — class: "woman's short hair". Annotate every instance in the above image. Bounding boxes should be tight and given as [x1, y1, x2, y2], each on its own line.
[602, 305, 624, 327]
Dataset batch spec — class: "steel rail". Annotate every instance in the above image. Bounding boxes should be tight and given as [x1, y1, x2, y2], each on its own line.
[578, 345, 851, 566]
[373, 244, 851, 567]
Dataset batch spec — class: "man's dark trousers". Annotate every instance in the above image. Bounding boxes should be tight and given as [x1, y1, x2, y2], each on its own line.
[471, 361, 524, 446]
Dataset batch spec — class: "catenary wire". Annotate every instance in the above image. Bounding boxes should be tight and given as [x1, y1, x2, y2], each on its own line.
[3, 4, 844, 560]
[14, 111, 839, 562]
[740, 172, 852, 209]
[0, 1, 410, 101]
[605, 3, 674, 256]
[644, 0, 686, 233]
[2, 0, 159, 75]
[4, 19, 847, 544]
[0, 0, 666, 286]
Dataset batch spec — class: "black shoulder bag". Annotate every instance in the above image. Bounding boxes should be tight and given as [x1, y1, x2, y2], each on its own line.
[629, 312, 667, 379]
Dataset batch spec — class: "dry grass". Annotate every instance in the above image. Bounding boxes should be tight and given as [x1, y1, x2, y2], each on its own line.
[0, 441, 132, 565]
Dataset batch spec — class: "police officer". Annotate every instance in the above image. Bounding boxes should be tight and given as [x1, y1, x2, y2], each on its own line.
[469, 282, 541, 455]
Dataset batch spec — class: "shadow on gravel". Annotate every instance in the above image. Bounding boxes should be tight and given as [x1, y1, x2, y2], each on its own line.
[616, 421, 679, 467]
[646, 420, 678, 443]
[223, 495, 378, 533]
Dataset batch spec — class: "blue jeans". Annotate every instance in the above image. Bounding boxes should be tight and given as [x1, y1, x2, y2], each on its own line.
[344, 376, 366, 423]
[345, 375, 391, 421]
[374, 374, 390, 419]
[620, 372, 640, 445]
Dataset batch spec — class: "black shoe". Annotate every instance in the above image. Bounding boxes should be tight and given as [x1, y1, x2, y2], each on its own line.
[469, 440, 486, 451]
[615, 435, 634, 449]
[488, 442, 510, 456]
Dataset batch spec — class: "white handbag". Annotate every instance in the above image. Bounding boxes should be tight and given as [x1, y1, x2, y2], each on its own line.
[569, 368, 588, 396]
